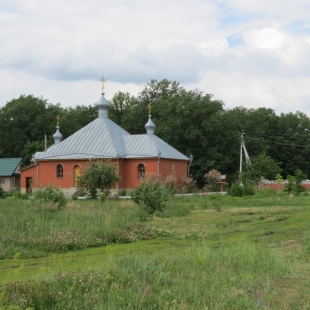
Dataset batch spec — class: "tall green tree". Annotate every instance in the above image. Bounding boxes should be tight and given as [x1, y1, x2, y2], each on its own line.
[109, 91, 138, 127]
[59, 105, 97, 138]
[243, 153, 282, 182]
[266, 112, 310, 177]
[0, 95, 61, 163]
[110, 79, 225, 184]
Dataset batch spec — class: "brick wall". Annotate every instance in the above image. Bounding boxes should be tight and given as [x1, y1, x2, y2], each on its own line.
[21, 158, 189, 193]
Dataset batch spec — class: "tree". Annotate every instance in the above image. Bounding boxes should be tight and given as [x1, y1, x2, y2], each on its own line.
[59, 105, 97, 138]
[0, 95, 61, 164]
[77, 160, 121, 198]
[113, 79, 225, 185]
[109, 91, 138, 127]
[267, 112, 310, 177]
[0, 96, 99, 166]
[284, 169, 307, 194]
[243, 153, 282, 182]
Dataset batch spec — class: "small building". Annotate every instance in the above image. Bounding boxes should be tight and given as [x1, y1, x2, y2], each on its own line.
[219, 174, 227, 192]
[20, 84, 189, 195]
[0, 158, 22, 191]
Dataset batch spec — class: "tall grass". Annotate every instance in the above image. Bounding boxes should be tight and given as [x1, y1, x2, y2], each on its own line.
[1, 242, 289, 309]
[0, 199, 158, 259]
[1, 194, 310, 309]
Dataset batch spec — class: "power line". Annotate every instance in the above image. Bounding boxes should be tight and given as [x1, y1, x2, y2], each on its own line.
[247, 136, 310, 148]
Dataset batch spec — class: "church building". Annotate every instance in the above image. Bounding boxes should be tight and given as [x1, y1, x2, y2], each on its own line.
[20, 82, 189, 195]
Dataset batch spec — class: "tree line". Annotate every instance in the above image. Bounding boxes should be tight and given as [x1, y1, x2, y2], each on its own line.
[1, 79, 309, 185]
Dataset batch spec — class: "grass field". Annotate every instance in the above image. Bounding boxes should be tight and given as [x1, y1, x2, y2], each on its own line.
[0, 193, 310, 309]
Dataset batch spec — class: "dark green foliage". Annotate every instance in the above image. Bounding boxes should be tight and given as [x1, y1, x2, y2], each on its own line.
[0, 185, 7, 199]
[34, 185, 67, 210]
[284, 169, 307, 194]
[0, 95, 62, 166]
[78, 160, 121, 198]
[228, 182, 255, 197]
[119, 188, 127, 196]
[132, 180, 168, 214]
[0, 96, 97, 167]
[243, 153, 282, 182]
[2, 80, 310, 187]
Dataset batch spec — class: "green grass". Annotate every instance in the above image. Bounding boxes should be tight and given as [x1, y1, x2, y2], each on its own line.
[1, 193, 310, 309]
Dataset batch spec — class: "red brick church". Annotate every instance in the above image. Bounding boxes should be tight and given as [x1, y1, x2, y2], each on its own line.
[21, 82, 189, 195]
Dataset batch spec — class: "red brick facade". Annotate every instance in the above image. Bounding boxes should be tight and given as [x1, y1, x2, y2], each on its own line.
[20, 158, 188, 194]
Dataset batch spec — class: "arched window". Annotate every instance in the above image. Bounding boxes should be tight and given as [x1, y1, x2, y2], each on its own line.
[56, 164, 63, 178]
[73, 165, 81, 186]
[138, 164, 145, 178]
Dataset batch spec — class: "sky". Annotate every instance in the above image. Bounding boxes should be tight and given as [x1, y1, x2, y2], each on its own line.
[1, 0, 310, 115]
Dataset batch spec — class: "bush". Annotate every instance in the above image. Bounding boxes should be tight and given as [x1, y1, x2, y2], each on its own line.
[228, 182, 255, 197]
[180, 177, 196, 194]
[119, 188, 127, 196]
[0, 185, 7, 199]
[284, 169, 307, 194]
[78, 160, 121, 198]
[132, 180, 168, 214]
[204, 169, 222, 192]
[34, 185, 67, 210]
[164, 174, 177, 195]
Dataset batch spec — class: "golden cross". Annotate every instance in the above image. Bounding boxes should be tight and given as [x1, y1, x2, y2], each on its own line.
[148, 103, 152, 115]
[56, 115, 60, 127]
[100, 76, 107, 90]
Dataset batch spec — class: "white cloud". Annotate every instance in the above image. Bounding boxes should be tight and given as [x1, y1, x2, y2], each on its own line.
[1, 0, 310, 116]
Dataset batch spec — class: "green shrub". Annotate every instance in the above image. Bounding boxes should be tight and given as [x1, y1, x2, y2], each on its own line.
[20, 193, 29, 200]
[229, 182, 255, 197]
[132, 180, 168, 214]
[284, 169, 307, 194]
[34, 185, 67, 210]
[180, 176, 196, 193]
[119, 188, 127, 196]
[164, 174, 177, 195]
[0, 185, 7, 199]
[78, 160, 121, 198]
[6, 188, 21, 198]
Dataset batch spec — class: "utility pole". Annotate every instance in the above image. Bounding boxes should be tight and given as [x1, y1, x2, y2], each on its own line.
[239, 132, 251, 183]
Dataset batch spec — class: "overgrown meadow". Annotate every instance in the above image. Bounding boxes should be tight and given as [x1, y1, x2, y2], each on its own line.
[1, 193, 310, 309]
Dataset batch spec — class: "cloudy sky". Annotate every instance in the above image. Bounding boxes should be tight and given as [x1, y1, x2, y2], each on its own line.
[1, 0, 310, 115]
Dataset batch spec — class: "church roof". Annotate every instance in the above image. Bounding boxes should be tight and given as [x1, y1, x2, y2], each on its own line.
[35, 118, 130, 160]
[124, 135, 188, 159]
[33, 89, 189, 162]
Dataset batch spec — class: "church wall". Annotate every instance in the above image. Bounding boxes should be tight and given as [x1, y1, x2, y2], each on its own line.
[21, 160, 90, 193]
[120, 158, 188, 189]
[159, 159, 188, 187]
[21, 158, 189, 194]
[121, 158, 158, 189]
[20, 165, 37, 194]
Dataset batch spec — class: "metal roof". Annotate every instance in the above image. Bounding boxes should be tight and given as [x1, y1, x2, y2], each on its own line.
[124, 135, 189, 160]
[33, 91, 189, 162]
[35, 118, 130, 160]
[0, 158, 22, 176]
